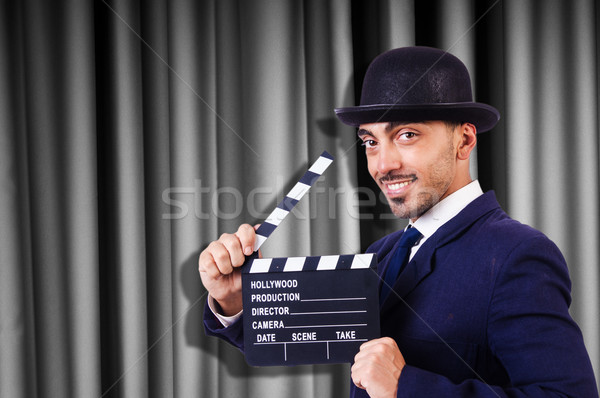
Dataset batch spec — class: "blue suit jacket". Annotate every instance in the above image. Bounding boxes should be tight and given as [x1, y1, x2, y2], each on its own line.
[205, 192, 599, 397]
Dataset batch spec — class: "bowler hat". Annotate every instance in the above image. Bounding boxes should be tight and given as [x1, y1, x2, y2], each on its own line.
[335, 46, 500, 132]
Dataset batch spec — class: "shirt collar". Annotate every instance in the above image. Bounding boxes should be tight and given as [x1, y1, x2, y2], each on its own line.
[411, 180, 483, 240]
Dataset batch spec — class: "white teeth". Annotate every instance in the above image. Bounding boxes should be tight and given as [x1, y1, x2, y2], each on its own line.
[387, 181, 411, 190]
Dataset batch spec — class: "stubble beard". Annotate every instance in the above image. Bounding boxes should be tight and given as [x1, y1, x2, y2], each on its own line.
[385, 141, 456, 220]
[388, 192, 440, 220]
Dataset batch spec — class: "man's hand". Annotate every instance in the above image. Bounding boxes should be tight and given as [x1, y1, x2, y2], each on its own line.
[351, 337, 405, 398]
[198, 224, 259, 316]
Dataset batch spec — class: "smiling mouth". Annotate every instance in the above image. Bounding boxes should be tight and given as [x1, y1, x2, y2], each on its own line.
[387, 181, 412, 190]
[381, 176, 417, 194]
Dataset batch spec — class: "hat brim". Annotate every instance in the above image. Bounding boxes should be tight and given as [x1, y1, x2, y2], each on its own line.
[334, 102, 500, 133]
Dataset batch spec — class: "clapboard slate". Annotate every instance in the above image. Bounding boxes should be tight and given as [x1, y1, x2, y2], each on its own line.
[239, 150, 380, 366]
[242, 254, 380, 366]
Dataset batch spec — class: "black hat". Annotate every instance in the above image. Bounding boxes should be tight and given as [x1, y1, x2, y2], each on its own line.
[335, 46, 500, 132]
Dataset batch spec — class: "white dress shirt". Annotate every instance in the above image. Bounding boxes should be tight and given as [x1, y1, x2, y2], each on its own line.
[409, 180, 483, 259]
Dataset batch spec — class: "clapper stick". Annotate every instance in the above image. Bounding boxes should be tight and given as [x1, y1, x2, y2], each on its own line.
[252, 151, 334, 252]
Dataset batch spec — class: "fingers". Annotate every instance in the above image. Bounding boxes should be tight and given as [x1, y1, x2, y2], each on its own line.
[220, 233, 246, 269]
[198, 241, 231, 280]
[351, 337, 405, 396]
[353, 337, 400, 368]
[198, 224, 259, 315]
[356, 337, 397, 354]
[351, 368, 366, 390]
[199, 223, 258, 279]
[235, 223, 257, 256]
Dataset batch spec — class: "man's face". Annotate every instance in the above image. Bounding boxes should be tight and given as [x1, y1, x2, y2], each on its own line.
[358, 121, 460, 221]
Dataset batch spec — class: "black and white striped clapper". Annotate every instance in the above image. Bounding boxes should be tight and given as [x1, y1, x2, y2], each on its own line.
[252, 151, 334, 252]
[241, 151, 381, 367]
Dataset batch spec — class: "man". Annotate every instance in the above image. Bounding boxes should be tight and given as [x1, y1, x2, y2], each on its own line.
[200, 47, 598, 397]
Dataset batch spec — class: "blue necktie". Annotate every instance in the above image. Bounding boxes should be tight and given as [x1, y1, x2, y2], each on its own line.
[380, 226, 422, 303]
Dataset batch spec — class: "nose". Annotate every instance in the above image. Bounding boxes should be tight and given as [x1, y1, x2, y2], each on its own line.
[376, 142, 402, 176]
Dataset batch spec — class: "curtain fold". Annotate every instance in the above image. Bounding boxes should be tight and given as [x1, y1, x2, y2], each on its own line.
[139, 0, 174, 396]
[3, 0, 102, 396]
[0, 2, 36, 397]
[1, 1, 598, 397]
[504, 0, 600, 375]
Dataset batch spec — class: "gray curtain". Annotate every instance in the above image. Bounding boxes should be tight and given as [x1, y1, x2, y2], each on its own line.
[0, 0, 598, 397]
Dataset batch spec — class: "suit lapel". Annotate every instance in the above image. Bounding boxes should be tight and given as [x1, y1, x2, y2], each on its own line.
[379, 191, 501, 311]
[379, 237, 435, 311]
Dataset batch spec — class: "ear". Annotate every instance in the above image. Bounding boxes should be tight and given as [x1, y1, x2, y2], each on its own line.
[456, 123, 477, 160]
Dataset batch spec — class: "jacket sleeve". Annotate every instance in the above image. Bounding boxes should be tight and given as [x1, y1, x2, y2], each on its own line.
[203, 300, 245, 352]
[395, 235, 598, 397]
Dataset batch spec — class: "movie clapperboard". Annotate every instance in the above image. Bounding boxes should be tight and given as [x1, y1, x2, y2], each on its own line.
[242, 151, 381, 366]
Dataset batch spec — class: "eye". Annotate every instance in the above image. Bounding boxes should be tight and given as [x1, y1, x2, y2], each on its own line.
[398, 131, 417, 141]
[361, 139, 377, 149]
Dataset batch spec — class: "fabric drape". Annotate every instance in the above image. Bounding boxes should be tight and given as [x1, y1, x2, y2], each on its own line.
[1, 0, 598, 397]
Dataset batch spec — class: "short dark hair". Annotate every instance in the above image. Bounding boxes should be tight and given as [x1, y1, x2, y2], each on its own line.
[444, 120, 463, 132]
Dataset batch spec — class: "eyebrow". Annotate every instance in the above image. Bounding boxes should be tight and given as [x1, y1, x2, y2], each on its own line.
[386, 121, 410, 131]
[357, 121, 417, 138]
[357, 128, 373, 138]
